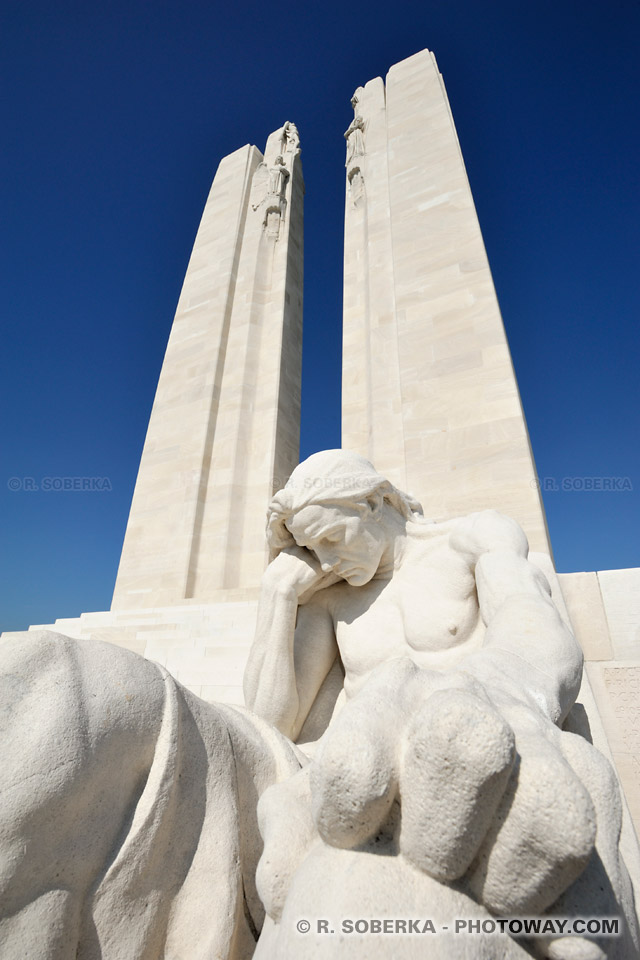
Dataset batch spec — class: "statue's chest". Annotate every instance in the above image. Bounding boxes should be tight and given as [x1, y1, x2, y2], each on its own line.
[331, 553, 480, 667]
[396, 560, 479, 651]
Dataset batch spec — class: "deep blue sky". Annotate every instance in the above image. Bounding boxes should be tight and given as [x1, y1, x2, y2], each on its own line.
[1, 0, 638, 631]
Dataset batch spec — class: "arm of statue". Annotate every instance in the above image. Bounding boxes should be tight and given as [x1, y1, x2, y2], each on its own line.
[452, 510, 583, 724]
[243, 547, 339, 741]
[344, 118, 358, 138]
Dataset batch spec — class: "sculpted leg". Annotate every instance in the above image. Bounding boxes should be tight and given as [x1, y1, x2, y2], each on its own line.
[309, 658, 416, 849]
[466, 730, 596, 913]
[309, 657, 517, 882]
[399, 685, 515, 880]
[302, 653, 618, 941]
[255, 765, 315, 922]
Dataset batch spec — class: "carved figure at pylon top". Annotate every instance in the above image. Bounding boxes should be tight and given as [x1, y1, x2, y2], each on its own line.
[280, 121, 300, 156]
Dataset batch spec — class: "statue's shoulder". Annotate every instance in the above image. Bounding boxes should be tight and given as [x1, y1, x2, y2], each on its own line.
[449, 509, 529, 562]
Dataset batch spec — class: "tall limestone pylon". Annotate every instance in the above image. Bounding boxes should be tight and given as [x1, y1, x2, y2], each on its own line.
[342, 50, 550, 553]
[112, 124, 304, 609]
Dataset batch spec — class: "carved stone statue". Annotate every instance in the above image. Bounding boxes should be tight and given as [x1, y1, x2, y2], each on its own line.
[1, 450, 638, 960]
[268, 155, 289, 199]
[251, 155, 290, 219]
[249, 155, 291, 238]
[278, 121, 300, 157]
[344, 113, 365, 166]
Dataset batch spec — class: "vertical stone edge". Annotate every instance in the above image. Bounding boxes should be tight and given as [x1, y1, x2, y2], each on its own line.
[111, 145, 261, 609]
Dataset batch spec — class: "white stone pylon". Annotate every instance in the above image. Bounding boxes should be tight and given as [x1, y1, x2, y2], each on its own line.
[342, 50, 551, 554]
[112, 124, 304, 609]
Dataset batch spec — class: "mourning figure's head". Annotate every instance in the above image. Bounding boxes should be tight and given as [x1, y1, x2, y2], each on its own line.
[266, 450, 422, 586]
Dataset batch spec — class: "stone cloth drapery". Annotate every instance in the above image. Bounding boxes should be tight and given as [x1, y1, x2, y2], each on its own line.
[0, 631, 301, 960]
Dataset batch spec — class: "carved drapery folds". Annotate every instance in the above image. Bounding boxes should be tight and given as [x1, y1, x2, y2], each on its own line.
[345, 91, 366, 206]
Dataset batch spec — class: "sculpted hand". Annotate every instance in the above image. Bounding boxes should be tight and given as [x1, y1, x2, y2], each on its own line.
[262, 546, 341, 605]
[309, 659, 608, 927]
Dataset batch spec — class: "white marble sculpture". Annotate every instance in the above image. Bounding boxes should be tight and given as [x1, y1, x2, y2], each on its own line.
[250, 140, 294, 238]
[344, 92, 365, 166]
[268, 155, 290, 199]
[280, 120, 300, 155]
[1, 451, 638, 959]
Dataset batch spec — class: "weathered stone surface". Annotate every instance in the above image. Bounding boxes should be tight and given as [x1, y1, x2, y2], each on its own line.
[558, 571, 614, 661]
[586, 662, 640, 836]
[597, 568, 640, 661]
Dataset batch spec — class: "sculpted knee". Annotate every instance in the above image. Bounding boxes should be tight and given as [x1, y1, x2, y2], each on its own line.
[308, 667, 412, 849]
[399, 687, 515, 881]
[310, 729, 397, 849]
[467, 737, 596, 914]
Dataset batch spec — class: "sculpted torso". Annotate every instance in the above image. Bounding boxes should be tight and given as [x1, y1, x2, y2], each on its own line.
[304, 520, 484, 699]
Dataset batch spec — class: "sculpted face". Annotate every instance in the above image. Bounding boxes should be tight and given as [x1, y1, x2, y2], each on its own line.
[285, 502, 388, 586]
